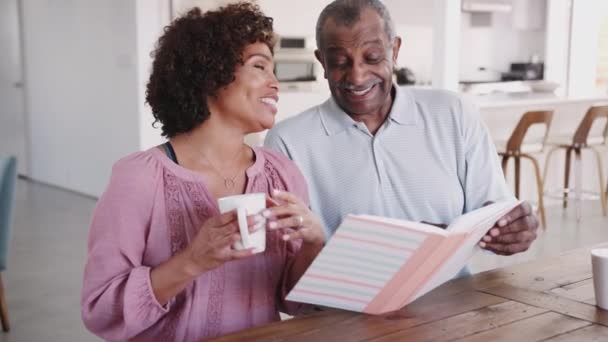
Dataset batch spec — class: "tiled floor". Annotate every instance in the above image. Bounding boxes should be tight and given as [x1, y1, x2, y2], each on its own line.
[1, 179, 607, 341]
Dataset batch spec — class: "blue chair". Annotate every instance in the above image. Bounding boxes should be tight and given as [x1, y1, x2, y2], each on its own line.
[0, 156, 17, 332]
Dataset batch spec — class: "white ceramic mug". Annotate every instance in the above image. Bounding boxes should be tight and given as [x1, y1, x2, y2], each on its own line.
[591, 248, 608, 310]
[217, 193, 266, 254]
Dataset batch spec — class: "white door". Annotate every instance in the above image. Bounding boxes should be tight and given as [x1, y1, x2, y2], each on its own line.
[0, 0, 28, 175]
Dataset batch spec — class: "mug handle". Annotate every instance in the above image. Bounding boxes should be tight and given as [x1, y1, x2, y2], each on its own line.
[236, 206, 250, 248]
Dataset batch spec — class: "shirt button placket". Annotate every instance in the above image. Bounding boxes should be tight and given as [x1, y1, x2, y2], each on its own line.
[371, 137, 383, 184]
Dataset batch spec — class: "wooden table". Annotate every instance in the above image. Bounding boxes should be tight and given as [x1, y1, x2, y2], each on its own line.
[211, 245, 608, 341]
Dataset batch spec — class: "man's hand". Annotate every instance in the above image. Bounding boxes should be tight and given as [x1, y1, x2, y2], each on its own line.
[479, 201, 539, 255]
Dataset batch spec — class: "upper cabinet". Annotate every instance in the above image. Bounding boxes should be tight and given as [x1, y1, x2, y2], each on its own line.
[512, 0, 546, 31]
[461, 0, 512, 13]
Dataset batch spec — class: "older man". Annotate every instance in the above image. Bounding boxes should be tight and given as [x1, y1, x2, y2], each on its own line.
[265, 0, 538, 256]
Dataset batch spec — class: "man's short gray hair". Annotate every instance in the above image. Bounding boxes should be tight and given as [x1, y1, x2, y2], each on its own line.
[315, 0, 395, 49]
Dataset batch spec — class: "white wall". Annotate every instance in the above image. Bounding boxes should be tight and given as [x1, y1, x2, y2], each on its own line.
[432, 0, 461, 90]
[544, 0, 571, 96]
[0, 0, 28, 175]
[136, 0, 170, 150]
[257, 0, 328, 39]
[21, 0, 141, 197]
[459, 9, 547, 82]
[567, 0, 607, 96]
[385, 0, 435, 85]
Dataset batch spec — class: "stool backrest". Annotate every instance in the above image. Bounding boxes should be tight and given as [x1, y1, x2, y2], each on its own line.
[0, 156, 17, 271]
[573, 105, 608, 146]
[506, 110, 554, 153]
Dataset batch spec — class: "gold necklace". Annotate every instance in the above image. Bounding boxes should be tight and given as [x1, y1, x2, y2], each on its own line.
[199, 146, 246, 189]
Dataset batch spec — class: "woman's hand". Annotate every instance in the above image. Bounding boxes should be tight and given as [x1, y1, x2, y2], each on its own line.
[262, 189, 325, 246]
[150, 211, 263, 306]
[183, 211, 257, 276]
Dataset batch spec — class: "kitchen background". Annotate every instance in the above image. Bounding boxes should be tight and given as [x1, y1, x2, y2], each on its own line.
[0, 0, 607, 198]
[0, 1, 607, 341]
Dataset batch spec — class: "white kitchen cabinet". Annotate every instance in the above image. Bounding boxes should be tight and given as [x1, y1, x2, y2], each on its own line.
[171, 0, 237, 17]
[512, 0, 547, 31]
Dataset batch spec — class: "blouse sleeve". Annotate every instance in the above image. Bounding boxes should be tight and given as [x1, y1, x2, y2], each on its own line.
[81, 155, 169, 340]
[269, 152, 315, 315]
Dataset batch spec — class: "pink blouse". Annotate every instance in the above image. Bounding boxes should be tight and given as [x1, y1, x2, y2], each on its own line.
[81, 147, 310, 341]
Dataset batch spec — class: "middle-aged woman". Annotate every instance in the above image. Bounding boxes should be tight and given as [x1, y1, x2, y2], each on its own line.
[81, 3, 325, 341]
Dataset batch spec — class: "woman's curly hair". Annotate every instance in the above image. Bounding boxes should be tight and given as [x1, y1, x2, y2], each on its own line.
[146, 2, 275, 138]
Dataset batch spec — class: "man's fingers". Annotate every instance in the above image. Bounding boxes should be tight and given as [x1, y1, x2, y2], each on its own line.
[491, 230, 537, 244]
[483, 242, 531, 255]
[495, 214, 539, 235]
[496, 202, 532, 227]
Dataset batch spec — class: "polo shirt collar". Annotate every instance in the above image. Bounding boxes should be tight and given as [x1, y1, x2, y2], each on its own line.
[319, 85, 418, 136]
[388, 85, 418, 126]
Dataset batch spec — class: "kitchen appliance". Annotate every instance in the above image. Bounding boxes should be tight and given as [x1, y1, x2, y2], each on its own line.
[501, 62, 544, 81]
[273, 37, 321, 91]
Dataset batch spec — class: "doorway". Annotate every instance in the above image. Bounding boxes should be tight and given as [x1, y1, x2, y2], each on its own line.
[0, 0, 28, 175]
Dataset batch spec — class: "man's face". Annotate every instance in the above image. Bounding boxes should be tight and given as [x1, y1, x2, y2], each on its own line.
[315, 8, 401, 117]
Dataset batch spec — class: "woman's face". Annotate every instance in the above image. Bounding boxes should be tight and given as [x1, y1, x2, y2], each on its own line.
[209, 42, 279, 133]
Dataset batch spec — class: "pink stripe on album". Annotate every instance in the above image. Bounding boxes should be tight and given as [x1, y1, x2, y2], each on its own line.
[307, 273, 383, 290]
[291, 288, 369, 305]
[362, 234, 445, 314]
[333, 234, 412, 252]
[349, 217, 431, 237]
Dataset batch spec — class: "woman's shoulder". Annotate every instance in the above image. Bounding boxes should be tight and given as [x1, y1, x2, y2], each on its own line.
[256, 147, 310, 203]
[107, 148, 165, 194]
[257, 147, 301, 176]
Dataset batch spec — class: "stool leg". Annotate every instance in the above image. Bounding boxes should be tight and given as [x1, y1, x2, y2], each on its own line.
[574, 149, 582, 221]
[591, 147, 607, 216]
[0, 273, 9, 332]
[564, 148, 572, 209]
[523, 154, 546, 229]
[543, 146, 559, 196]
[515, 156, 521, 199]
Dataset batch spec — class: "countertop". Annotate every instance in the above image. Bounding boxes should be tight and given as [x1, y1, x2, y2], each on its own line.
[468, 92, 608, 109]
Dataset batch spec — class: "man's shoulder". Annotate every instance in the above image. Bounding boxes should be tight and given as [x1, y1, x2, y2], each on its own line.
[405, 87, 464, 110]
[402, 87, 480, 125]
[270, 102, 326, 138]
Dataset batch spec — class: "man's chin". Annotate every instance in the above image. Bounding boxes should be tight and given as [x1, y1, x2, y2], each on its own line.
[340, 102, 382, 117]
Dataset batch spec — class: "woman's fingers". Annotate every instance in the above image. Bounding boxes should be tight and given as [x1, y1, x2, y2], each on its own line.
[229, 248, 255, 260]
[266, 195, 280, 208]
[262, 204, 299, 220]
[281, 229, 305, 241]
[212, 210, 238, 227]
[213, 232, 240, 249]
[268, 214, 305, 230]
[246, 214, 266, 233]
[271, 189, 301, 205]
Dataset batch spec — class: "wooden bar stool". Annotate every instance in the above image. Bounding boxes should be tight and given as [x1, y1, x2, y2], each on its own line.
[496, 110, 554, 229]
[543, 105, 608, 221]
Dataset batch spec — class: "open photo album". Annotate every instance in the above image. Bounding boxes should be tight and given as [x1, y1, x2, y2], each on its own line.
[286, 200, 521, 314]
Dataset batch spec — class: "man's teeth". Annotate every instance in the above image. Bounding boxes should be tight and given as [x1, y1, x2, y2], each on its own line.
[261, 98, 277, 106]
[348, 85, 373, 96]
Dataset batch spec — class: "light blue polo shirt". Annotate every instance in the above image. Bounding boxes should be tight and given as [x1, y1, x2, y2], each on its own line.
[265, 86, 513, 237]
